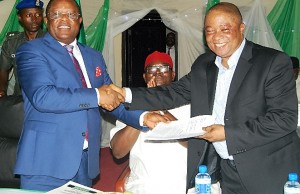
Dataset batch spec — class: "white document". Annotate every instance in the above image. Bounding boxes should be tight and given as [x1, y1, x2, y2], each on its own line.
[0, 189, 44, 194]
[46, 181, 122, 194]
[145, 115, 215, 140]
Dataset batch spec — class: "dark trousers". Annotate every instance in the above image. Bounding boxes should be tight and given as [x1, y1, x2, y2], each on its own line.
[220, 159, 249, 194]
[20, 150, 92, 191]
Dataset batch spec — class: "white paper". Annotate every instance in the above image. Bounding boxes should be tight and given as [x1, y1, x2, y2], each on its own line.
[0, 189, 44, 194]
[145, 115, 215, 140]
[46, 181, 122, 194]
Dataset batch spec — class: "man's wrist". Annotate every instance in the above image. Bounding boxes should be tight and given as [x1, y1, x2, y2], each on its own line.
[124, 87, 132, 103]
[139, 111, 150, 132]
[95, 88, 101, 106]
[140, 111, 148, 126]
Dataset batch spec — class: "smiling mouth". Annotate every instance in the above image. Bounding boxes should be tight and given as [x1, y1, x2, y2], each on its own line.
[31, 24, 39, 28]
[58, 26, 70, 29]
[215, 43, 226, 48]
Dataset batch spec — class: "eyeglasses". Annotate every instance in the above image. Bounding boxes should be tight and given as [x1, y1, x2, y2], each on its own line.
[146, 65, 171, 74]
[47, 11, 81, 20]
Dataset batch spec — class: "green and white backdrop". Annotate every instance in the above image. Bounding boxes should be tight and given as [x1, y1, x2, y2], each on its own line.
[0, 0, 299, 146]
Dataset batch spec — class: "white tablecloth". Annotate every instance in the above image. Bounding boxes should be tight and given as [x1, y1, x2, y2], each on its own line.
[0, 189, 44, 194]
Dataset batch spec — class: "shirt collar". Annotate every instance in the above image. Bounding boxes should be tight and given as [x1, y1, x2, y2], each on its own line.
[215, 38, 246, 69]
[58, 39, 78, 47]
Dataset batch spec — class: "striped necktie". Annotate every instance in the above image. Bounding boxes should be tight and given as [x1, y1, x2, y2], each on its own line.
[64, 45, 87, 88]
[64, 45, 88, 141]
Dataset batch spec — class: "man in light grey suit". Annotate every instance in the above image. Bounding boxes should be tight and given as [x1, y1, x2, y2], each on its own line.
[112, 2, 300, 194]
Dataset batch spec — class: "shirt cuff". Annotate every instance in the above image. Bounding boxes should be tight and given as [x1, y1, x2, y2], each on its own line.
[139, 111, 148, 126]
[124, 87, 132, 103]
[139, 111, 150, 132]
[95, 88, 100, 106]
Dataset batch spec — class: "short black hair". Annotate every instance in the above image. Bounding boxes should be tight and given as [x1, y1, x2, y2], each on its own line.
[46, 0, 81, 16]
[206, 2, 243, 25]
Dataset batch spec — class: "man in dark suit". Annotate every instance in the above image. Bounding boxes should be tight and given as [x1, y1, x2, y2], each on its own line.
[111, 2, 300, 194]
[14, 0, 163, 191]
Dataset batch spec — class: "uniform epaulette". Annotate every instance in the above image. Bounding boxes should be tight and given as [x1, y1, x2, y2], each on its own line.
[6, 31, 21, 39]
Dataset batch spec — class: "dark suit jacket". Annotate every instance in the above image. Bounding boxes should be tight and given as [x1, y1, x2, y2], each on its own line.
[15, 33, 144, 180]
[126, 40, 300, 194]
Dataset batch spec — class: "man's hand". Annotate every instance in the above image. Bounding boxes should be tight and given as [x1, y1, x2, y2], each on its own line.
[147, 76, 156, 88]
[0, 90, 6, 98]
[0, 69, 8, 98]
[143, 111, 171, 129]
[200, 124, 226, 142]
[163, 110, 177, 121]
[98, 84, 124, 111]
[109, 84, 126, 98]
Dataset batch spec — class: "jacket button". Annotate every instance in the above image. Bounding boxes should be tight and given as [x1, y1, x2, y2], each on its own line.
[82, 132, 86, 136]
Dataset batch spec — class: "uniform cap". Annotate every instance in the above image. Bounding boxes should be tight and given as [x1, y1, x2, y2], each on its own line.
[144, 51, 173, 70]
[16, 0, 44, 11]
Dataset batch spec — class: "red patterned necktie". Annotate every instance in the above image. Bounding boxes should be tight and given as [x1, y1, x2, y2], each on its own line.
[64, 45, 88, 141]
[64, 45, 87, 88]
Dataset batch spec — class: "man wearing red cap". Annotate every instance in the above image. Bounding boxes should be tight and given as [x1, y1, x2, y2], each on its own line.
[0, 0, 45, 97]
[110, 51, 189, 194]
[111, 51, 221, 193]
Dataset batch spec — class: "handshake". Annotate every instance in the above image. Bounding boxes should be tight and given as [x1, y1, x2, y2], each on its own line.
[97, 84, 174, 129]
[97, 84, 125, 111]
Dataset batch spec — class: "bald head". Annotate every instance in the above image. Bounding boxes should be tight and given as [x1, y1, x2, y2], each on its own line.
[46, 0, 81, 16]
[205, 2, 243, 25]
[204, 2, 245, 66]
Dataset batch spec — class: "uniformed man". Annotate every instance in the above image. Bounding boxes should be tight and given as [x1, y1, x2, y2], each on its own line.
[0, 0, 45, 97]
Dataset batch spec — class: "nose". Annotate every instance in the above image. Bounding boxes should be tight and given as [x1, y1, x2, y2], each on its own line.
[153, 69, 163, 75]
[212, 30, 224, 41]
[30, 15, 37, 22]
[59, 13, 70, 21]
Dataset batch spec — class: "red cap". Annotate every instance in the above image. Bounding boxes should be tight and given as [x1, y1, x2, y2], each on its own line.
[144, 51, 173, 70]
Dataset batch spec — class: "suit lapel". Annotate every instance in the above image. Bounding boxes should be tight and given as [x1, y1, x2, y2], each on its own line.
[191, 57, 217, 116]
[206, 61, 218, 111]
[226, 41, 253, 107]
[78, 44, 95, 87]
[43, 33, 80, 79]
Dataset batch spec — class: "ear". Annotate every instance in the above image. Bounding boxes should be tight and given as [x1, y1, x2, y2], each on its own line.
[171, 71, 176, 81]
[240, 23, 246, 34]
[143, 73, 146, 82]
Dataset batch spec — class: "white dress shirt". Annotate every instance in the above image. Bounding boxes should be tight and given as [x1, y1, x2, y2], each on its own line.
[212, 39, 246, 160]
[60, 40, 92, 149]
[125, 39, 246, 160]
